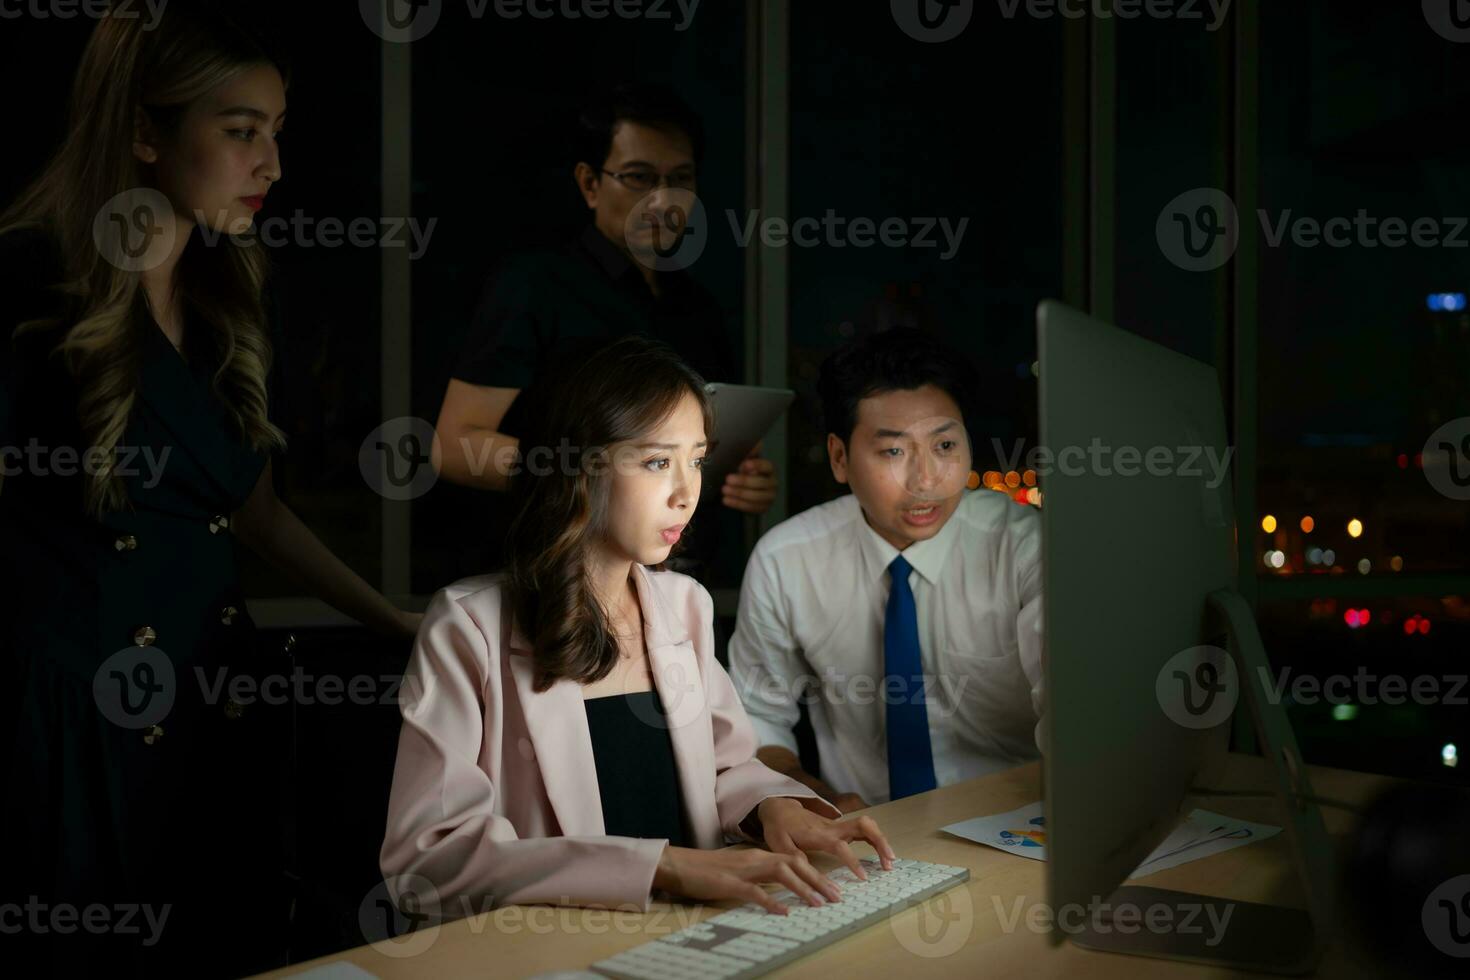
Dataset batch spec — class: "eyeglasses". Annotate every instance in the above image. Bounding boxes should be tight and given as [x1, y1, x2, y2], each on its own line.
[600, 168, 697, 193]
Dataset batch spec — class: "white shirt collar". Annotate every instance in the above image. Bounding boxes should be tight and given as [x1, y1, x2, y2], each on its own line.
[855, 493, 966, 586]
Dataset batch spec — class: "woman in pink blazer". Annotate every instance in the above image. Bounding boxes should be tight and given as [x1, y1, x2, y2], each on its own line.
[381, 336, 895, 920]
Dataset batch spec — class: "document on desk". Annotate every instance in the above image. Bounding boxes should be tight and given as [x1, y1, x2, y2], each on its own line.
[940, 802, 1280, 878]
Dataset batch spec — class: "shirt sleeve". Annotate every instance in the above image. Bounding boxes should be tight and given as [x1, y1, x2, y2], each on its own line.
[692, 582, 840, 843]
[379, 588, 668, 914]
[727, 542, 807, 756]
[1010, 505, 1047, 755]
[451, 257, 543, 390]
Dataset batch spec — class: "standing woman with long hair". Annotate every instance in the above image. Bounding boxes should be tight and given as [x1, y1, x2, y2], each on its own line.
[0, 3, 420, 975]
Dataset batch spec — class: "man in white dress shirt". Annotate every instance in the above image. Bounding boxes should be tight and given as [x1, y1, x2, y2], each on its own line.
[729, 329, 1044, 811]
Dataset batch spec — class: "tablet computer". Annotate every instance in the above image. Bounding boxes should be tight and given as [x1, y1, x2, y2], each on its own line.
[700, 382, 796, 497]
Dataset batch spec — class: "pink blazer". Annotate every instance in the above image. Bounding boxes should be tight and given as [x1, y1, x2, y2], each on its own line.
[379, 563, 840, 913]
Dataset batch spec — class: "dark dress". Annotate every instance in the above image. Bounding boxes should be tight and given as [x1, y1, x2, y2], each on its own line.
[0, 229, 291, 977]
[583, 690, 693, 848]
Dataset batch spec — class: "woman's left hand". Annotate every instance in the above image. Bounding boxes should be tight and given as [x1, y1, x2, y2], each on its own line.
[756, 797, 896, 881]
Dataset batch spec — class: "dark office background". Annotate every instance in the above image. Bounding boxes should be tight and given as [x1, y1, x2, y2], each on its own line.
[2, 0, 1467, 964]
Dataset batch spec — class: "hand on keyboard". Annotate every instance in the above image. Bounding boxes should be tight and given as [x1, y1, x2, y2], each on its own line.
[753, 798, 896, 880]
[651, 845, 845, 915]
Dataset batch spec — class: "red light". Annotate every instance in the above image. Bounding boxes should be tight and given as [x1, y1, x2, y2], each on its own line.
[1404, 618, 1416, 635]
[1396, 453, 1408, 469]
[1344, 609, 1359, 628]
[1418, 618, 1431, 635]
[1415, 452, 1424, 469]
[1360, 609, 1371, 625]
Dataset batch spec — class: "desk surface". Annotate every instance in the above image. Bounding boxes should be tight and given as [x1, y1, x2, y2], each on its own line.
[258, 753, 1402, 980]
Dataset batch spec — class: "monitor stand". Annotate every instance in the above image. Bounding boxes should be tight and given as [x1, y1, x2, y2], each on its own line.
[1067, 588, 1336, 975]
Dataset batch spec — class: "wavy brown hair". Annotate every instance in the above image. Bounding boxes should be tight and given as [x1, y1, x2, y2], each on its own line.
[0, 0, 287, 517]
[504, 336, 715, 692]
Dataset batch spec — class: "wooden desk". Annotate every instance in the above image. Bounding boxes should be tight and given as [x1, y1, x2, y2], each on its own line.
[258, 753, 1402, 979]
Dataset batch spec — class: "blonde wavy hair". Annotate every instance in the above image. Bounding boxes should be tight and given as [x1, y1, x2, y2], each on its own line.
[0, 0, 287, 517]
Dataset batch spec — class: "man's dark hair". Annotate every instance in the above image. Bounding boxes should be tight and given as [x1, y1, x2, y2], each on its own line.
[816, 328, 981, 446]
[573, 81, 705, 170]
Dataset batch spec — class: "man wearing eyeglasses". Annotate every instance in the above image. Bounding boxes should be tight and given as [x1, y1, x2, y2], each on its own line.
[433, 81, 777, 578]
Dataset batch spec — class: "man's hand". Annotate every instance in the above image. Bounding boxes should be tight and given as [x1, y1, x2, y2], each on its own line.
[723, 442, 778, 514]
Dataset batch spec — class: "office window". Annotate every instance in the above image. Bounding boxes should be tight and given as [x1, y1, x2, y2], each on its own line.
[786, 3, 1066, 516]
[1254, 2, 1470, 577]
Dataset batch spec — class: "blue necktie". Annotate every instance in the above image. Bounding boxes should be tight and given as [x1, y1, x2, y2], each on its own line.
[884, 554, 937, 800]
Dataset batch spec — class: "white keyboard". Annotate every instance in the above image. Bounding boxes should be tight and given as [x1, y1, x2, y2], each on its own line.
[591, 857, 969, 980]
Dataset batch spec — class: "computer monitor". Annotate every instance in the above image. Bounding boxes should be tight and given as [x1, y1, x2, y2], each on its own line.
[1036, 300, 1335, 973]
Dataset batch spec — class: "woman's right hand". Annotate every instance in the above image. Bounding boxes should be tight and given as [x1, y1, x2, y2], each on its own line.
[651, 845, 845, 915]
